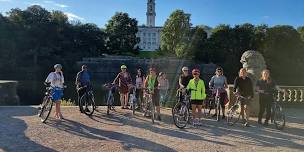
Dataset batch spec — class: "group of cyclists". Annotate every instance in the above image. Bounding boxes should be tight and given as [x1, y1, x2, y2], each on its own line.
[44, 63, 280, 128]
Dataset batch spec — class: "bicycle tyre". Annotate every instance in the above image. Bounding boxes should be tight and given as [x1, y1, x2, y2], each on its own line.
[40, 97, 53, 123]
[227, 105, 241, 126]
[80, 93, 95, 116]
[273, 104, 285, 130]
[132, 98, 136, 115]
[216, 98, 220, 121]
[172, 102, 189, 129]
[151, 101, 155, 124]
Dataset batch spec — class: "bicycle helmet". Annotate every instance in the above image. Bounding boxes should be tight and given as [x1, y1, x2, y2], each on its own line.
[54, 64, 62, 69]
[182, 66, 189, 71]
[121, 65, 127, 69]
[192, 69, 200, 75]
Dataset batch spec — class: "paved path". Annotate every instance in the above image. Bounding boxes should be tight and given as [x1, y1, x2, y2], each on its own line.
[0, 106, 303, 152]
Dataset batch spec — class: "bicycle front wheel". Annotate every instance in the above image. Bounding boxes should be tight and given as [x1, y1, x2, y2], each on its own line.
[80, 93, 95, 116]
[172, 102, 189, 129]
[227, 105, 240, 126]
[150, 101, 155, 124]
[273, 104, 285, 130]
[216, 99, 221, 121]
[40, 97, 53, 123]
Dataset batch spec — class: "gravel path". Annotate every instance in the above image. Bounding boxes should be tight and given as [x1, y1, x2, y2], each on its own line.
[0, 106, 303, 152]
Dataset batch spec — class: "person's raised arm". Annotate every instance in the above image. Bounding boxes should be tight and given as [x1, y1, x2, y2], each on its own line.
[112, 73, 120, 84]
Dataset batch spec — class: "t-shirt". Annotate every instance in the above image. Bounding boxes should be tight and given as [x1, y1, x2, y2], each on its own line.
[76, 71, 91, 87]
[136, 75, 145, 89]
[209, 75, 226, 89]
[233, 76, 253, 98]
[179, 75, 192, 87]
[45, 72, 64, 88]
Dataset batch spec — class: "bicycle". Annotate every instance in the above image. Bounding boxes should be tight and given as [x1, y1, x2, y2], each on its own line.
[103, 83, 117, 115]
[227, 93, 247, 126]
[38, 83, 65, 123]
[142, 89, 155, 124]
[172, 88, 191, 128]
[210, 88, 226, 121]
[79, 85, 95, 116]
[271, 98, 286, 130]
[128, 85, 137, 115]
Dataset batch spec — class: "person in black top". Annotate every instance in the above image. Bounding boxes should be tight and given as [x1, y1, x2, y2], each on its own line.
[179, 66, 192, 88]
[256, 69, 277, 126]
[234, 68, 254, 127]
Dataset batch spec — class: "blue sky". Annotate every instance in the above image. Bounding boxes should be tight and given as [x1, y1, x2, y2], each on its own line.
[0, 0, 303, 28]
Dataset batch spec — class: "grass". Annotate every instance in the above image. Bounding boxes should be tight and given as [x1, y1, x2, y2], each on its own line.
[61, 98, 75, 106]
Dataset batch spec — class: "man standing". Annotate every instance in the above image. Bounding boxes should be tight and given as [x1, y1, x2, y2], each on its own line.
[75, 65, 91, 113]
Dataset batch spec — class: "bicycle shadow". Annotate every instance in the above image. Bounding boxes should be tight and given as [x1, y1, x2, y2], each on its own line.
[0, 107, 55, 152]
[46, 118, 177, 152]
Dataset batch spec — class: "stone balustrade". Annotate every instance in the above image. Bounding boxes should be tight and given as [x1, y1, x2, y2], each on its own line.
[276, 86, 304, 103]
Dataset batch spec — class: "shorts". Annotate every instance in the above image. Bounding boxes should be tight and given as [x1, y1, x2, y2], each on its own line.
[52, 88, 63, 101]
[190, 100, 203, 105]
[240, 98, 251, 106]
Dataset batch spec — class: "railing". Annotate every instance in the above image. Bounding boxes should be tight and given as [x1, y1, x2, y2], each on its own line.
[276, 86, 304, 102]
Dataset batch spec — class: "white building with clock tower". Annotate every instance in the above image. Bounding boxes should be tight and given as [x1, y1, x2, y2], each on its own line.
[136, 0, 162, 51]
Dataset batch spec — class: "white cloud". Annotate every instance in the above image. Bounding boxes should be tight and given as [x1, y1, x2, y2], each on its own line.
[64, 12, 84, 21]
[43, 0, 69, 8]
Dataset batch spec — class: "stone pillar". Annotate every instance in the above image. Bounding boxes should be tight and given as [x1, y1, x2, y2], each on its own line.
[0, 81, 20, 105]
[240, 50, 266, 116]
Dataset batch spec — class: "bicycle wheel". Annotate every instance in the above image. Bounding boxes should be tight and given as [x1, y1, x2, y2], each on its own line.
[273, 104, 285, 130]
[227, 105, 241, 126]
[216, 99, 220, 121]
[172, 102, 189, 129]
[40, 97, 53, 123]
[150, 101, 155, 124]
[80, 93, 95, 116]
[132, 98, 136, 115]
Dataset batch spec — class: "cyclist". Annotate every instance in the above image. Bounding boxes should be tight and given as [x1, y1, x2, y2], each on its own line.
[45, 64, 64, 119]
[113, 65, 132, 109]
[233, 68, 254, 127]
[135, 68, 145, 110]
[75, 65, 91, 113]
[144, 67, 161, 121]
[209, 67, 228, 119]
[256, 69, 278, 126]
[158, 72, 169, 107]
[178, 67, 192, 102]
[187, 69, 206, 126]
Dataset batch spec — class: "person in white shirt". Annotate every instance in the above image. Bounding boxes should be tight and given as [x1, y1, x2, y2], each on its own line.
[45, 64, 65, 119]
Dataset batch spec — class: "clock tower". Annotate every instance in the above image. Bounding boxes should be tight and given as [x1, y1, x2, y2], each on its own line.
[146, 0, 156, 27]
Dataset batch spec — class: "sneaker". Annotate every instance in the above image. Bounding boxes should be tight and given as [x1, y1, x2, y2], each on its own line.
[197, 120, 202, 126]
[192, 119, 198, 126]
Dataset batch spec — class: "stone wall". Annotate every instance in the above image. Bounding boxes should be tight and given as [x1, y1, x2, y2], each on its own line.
[0, 81, 20, 105]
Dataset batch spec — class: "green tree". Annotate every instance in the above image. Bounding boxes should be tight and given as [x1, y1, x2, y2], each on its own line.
[262, 25, 304, 84]
[160, 9, 191, 56]
[105, 12, 139, 54]
[298, 26, 304, 42]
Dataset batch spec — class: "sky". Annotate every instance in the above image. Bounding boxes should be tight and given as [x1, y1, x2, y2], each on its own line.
[0, 0, 303, 28]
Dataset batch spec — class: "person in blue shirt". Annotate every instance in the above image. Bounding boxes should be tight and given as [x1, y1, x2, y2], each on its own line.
[75, 65, 91, 113]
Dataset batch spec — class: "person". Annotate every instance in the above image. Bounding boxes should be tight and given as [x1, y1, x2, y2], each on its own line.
[135, 68, 145, 110]
[179, 67, 192, 89]
[113, 65, 132, 109]
[209, 67, 228, 119]
[144, 67, 161, 121]
[75, 65, 91, 113]
[158, 72, 169, 107]
[233, 68, 254, 127]
[45, 64, 65, 119]
[256, 69, 278, 126]
[187, 69, 207, 126]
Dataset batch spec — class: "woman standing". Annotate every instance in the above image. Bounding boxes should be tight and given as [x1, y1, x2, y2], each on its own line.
[135, 68, 145, 109]
[187, 69, 206, 126]
[209, 67, 228, 119]
[158, 72, 169, 107]
[45, 64, 65, 119]
[256, 69, 277, 126]
[113, 65, 132, 109]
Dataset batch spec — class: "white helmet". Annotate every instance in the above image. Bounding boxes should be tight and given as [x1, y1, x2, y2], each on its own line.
[182, 66, 189, 71]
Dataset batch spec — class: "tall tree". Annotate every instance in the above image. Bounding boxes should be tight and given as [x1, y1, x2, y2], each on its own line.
[105, 12, 139, 54]
[298, 26, 304, 42]
[160, 9, 191, 56]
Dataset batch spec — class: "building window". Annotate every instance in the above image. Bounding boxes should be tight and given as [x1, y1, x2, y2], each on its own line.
[152, 33, 156, 37]
[148, 42, 151, 45]
[143, 33, 146, 36]
[148, 33, 151, 37]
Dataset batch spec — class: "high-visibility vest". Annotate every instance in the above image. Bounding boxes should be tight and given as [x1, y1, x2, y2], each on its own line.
[187, 78, 206, 100]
